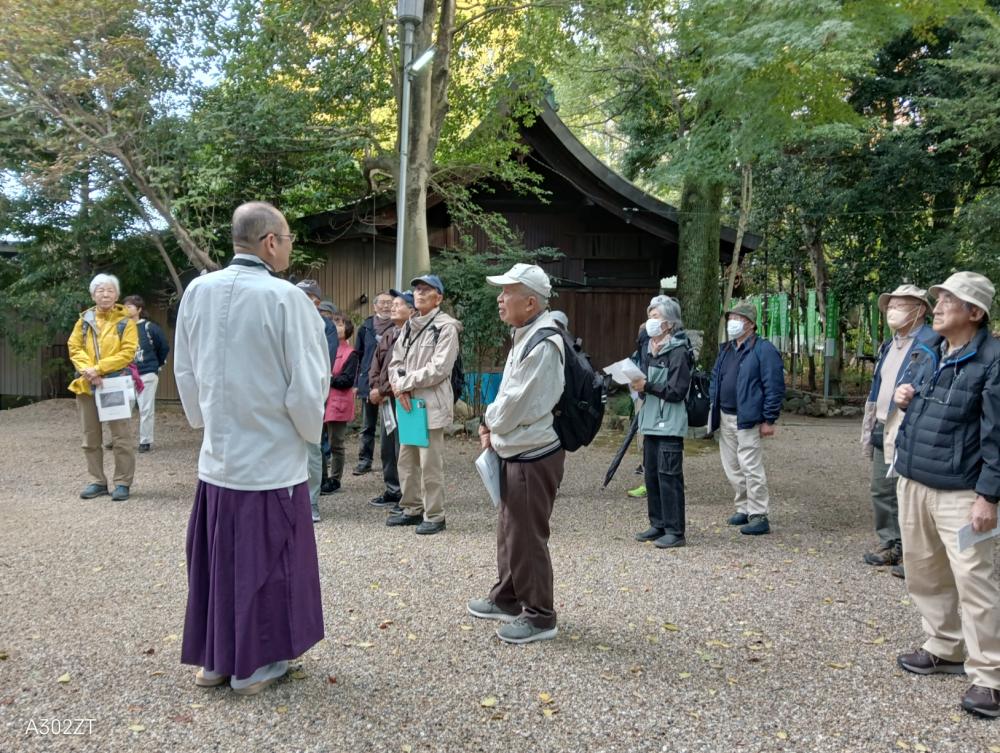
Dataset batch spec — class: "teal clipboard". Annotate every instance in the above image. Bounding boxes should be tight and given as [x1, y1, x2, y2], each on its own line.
[396, 398, 429, 447]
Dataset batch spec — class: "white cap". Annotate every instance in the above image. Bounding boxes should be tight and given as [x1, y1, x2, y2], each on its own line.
[485, 263, 552, 298]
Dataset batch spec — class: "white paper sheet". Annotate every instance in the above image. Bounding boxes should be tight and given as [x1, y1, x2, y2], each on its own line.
[958, 522, 1000, 552]
[603, 358, 646, 386]
[475, 449, 502, 508]
[94, 376, 133, 422]
[380, 400, 397, 434]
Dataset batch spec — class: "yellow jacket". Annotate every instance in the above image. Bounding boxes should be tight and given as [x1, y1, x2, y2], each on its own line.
[67, 304, 138, 396]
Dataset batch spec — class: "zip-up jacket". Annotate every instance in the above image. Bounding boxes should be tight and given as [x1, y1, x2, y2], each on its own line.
[708, 334, 785, 432]
[894, 326, 1000, 500]
[637, 331, 692, 438]
[133, 318, 171, 375]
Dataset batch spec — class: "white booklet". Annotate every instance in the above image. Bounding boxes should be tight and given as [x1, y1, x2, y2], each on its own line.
[94, 376, 133, 422]
[475, 449, 502, 508]
[380, 400, 397, 434]
[603, 358, 645, 386]
[958, 523, 1000, 552]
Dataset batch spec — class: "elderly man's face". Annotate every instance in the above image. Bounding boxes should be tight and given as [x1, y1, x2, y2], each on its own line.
[933, 290, 984, 337]
[497, 284, 536, 327]
[413, 283, 442, 315]
[391, 297, 413, 324]
[374, 293, 393, 318]
[259, 217, 293, 272]
[92, 284, 118, 311]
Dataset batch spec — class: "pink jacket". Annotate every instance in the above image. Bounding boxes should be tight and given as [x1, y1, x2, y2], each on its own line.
[324, 342, 358, 423]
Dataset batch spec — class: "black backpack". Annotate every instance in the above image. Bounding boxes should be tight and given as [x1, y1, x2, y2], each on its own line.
[520, 327, 607, 452]
[450, 351, 465, 404]
[686, 351, 711, 427]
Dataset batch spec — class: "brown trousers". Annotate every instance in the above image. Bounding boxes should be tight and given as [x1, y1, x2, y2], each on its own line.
[489, 449, 566, 629]
[77, 393, 134, 487]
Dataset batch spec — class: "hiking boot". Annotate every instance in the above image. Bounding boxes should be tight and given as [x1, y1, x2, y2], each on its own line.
[727, 512, 749, 526]
[627, 485, 647, 498]
[352, 462, 372, 476]
[111, 485, 130, 502]
[864, 543, 902, 566]
[891, 564, 906, 579]
[962, 685, 1000, 718]
[496, 616, 558, 645]
[634, 527, 664, 542]
[896, 648, 966, 675]
[369, 494, 400, 509]
[80, 483, 109, 500]
[654, 533, 686, 549]
[386, 513, 422, 527]
[137, 443, 151, 453]
[740, 514, 770, 535]
[320, 479, 340, 495]
[467, 598, 517, 622]
[415, 520, 446, 535]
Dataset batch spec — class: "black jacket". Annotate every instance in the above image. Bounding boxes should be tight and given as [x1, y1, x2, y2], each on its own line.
[895, 326, 1000, 500]
[133, 319, 170, 375]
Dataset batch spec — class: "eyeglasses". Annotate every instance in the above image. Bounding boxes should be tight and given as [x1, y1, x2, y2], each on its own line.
[259, 232, 297, 243]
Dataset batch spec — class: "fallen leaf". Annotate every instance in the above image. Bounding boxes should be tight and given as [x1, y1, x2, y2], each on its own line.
[988, 747, 1000, 753]
[596, 645, 610, 651]
[275, 705, 288, 714]
[569, 634, 581, 641]
[379, 620, 394, 630]
[777, 731, 788, 740]
[402, 746, 412, 753]
[460, 625, 473, 632]
[662, 623, 680, 632]
[355, 642, 375, 649]
[480, 696, 497, 708]
[57, 673, 71, 684]
[92, 566, 103, 573]
[678, 672, 692, 679]
[407, 634, 417, 641]
[827, 662, 850, 670]
[148, 671, 164, 677]
[169, 714, 193, 724]
[164, 634, 179, 643]
[327, 675, 338, 684]
[387, 592, 399, 597]
[901, 598, 912, 606]
[538, 692, 553, 704]
[0, 651, 7, 661]
[542, 708, 556, 717]
[490, 712, 508, 721]
[128, 724, 145, 732]
[913, 744, 928, 752]
[290, 670, 307, 680]
[189, 703, 204, 709]
[896, 741, 910, 750]
[705, 640, 731, 649]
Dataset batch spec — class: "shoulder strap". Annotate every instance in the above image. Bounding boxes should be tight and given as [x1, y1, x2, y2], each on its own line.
[116, 319, 128, 338]
[402, 311, 441, 357]
[519, 327, 562, 364]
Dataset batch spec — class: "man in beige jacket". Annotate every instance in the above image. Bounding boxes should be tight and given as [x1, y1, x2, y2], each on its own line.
[387, 274, 462, 535]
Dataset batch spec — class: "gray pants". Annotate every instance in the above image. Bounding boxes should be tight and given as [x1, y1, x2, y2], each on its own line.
[307, 441, 322, 519]
[870, 426, 900, 548]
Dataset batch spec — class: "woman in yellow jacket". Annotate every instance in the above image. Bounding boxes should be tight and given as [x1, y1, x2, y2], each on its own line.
[68, 274, 138, 501]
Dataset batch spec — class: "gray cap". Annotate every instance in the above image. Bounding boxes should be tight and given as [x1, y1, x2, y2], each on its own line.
[930, 271, 995, 318]
[317, 300, 338, 316]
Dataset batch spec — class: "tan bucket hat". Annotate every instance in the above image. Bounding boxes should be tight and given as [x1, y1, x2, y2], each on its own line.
[877, 284, 931, 313]
[930, 271, 995, 319]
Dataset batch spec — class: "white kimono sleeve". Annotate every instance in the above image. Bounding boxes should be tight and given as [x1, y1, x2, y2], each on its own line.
[283, 298, 331, 443]
[173, 290, 204, 429]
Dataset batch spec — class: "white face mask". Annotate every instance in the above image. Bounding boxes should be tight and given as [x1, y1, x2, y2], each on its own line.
[645, 318, 665, 338]
[727, 319, 745, 339]
[886, 309, 916, 332]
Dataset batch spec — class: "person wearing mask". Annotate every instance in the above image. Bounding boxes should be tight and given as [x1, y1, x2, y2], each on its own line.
[708, 302, 785, 535]
[367, 290, 415, 512]
[860, 285, 938, 574]
[630, 296, 692, 549]
[68, 274, 138, 501]
[323, 313, 359, 497]
[354, 291, 395, 475]
[892, 272, 1000, 719]
[122, 294, 170, 453]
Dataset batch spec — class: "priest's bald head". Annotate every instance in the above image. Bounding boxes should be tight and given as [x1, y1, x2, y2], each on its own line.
[232, 202, 295, 273]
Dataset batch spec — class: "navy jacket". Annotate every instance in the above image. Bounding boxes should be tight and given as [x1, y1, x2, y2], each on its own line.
[133, 319, 170, 375]
[709, 334, 785, 431]
[895, 326, 1000, 500]
[866, 324, 941, 409]
[354, 316, 378, 397]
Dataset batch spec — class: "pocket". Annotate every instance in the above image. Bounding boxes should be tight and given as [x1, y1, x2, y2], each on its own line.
[658, 444, 683, 476]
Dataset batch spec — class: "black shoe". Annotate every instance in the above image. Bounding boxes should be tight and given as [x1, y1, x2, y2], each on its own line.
[138, 443, 151, 453]
[890, 564, 905, 579]
[111, 485, 130, 502]
[863, 543, 902, 566]
[415, 520, 446, 535]
[897, 648, 966, 675]
[962, 684, 1000, 718]
[727, 512, 749, 526]
[634, 527, 665, 542]
[352, 462, 372, 476]
[369, 494, 400, 509]
[654, 533, 686, 549]
[389, 504, 403, 516]
[320, 479, 340, 495]
[740, 514, 771, 535]
[80, 483, 109, 499]
[386, 513, 422, 527]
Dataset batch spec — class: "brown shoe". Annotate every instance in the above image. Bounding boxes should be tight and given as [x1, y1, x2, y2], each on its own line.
[897, 648, 966, 675]
[863, 543, 902, 566]
[962, 685, 1000, 718]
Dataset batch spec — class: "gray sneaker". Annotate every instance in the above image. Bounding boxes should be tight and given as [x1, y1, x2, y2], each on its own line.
[496, 616, 558, 645]
[467, 598, 517, 622]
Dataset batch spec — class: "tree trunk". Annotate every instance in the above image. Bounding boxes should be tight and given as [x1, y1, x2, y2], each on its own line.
[678, 174, 725, 362]
[720, 164, 752, 342]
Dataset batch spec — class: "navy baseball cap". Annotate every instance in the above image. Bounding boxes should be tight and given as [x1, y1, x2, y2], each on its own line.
[389, 288, 415, 307]
[410, 274, 444, 295]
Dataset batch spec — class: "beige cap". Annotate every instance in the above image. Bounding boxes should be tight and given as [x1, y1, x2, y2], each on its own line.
[486, 263, 552, 298]
[877, 284, 931, 313]
[930, 271, 995, 318]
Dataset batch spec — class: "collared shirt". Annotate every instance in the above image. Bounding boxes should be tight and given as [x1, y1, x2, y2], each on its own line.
[173, 260, 330, 490]
[875, 332, 915, 422]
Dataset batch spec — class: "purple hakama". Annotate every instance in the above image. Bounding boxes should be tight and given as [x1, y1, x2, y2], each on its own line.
[180, 480, 324, 678]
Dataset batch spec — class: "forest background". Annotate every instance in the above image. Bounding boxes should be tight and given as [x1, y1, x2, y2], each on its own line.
[2, 0, 999, 387]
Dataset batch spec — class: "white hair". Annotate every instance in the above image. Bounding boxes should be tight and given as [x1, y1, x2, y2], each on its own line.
[648, 294, 683, 330]
[89, 273, 120, 297]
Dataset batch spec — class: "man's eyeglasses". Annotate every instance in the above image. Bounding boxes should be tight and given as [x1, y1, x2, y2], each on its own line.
[259, 232, 297, 243]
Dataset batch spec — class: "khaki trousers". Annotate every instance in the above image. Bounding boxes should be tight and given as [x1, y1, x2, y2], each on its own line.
[77, 394, 134, 487]
[898, 476, 1000, 689]
[398, 428, 445, 523]
[718, 411, 770, 516]
[136, 372, 159, 445]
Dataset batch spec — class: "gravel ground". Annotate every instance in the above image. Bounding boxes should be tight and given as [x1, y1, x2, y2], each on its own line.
[1, 399, 998, 753]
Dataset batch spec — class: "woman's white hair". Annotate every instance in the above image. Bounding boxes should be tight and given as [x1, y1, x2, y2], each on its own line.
[648, 294, 683, 330]
[89, 273, 121, 297]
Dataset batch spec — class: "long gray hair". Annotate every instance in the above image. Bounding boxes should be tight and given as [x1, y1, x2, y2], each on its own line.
[648, 295, 683, 332]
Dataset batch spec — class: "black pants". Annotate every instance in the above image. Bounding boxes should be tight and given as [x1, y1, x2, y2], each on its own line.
[643, 435, 685, 537]
[379, 403, 401, 499]
[357, 399, 378, 465]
